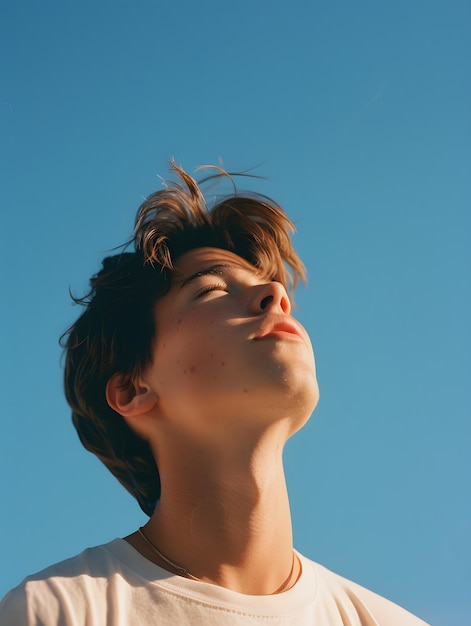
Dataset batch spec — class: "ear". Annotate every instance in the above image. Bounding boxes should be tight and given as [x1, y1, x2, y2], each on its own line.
[106, 373, 158, 418]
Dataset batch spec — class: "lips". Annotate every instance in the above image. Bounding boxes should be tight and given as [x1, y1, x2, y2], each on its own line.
[253, 315, 305, 341]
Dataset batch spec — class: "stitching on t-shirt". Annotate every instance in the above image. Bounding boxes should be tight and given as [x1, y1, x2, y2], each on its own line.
[141, 583, 312, 620]
[105, 541, 315, 619]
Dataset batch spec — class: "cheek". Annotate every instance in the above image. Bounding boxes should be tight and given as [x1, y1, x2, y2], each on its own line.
[157, 319, 228, 390]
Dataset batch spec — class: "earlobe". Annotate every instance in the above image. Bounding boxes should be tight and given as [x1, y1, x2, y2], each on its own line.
[106, 373, 158, 417]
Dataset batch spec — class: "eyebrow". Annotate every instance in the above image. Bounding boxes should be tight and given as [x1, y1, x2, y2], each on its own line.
[178, 264, 230, 290]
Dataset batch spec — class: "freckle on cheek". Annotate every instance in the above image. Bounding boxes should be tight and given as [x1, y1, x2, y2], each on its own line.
[221, 361, 225, 367]
[190, 366, 196, 374]
[243, 388, 249, 394]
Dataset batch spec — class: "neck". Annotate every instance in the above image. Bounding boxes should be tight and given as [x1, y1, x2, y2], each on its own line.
[135, 432, 297, 594]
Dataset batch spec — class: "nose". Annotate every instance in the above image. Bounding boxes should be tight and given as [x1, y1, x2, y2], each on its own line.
[252, 281, 291, 315]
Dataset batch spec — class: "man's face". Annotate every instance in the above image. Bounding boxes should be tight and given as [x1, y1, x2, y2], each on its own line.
[142, 247, 319, 443]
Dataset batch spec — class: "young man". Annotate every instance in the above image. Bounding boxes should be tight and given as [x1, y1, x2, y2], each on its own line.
[0, 164, 429, 625]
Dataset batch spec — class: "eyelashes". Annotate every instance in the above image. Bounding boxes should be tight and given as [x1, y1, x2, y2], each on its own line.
[195, 282, 228, 299]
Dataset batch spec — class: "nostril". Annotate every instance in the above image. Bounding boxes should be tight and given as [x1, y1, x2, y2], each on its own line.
[260, 295, 273, 310]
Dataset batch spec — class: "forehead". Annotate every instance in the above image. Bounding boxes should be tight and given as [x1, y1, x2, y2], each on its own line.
[173, 247, 260, 280]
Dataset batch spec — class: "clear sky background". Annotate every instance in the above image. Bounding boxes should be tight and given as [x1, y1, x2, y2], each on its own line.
[1, 2, 469, 625]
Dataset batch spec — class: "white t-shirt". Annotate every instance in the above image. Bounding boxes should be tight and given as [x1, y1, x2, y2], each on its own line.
[0, 539, 429, 625]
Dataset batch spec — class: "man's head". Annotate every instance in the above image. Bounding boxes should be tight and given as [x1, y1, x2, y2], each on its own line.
[62, 163, 317, 516]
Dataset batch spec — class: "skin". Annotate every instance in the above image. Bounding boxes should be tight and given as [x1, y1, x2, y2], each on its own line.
[107, 247, 319, 595]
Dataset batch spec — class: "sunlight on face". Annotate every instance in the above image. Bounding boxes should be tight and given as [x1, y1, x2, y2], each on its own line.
[141, 248, 319, 444]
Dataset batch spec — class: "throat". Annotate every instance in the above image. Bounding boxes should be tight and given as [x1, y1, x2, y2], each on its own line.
[139, 429, 295, 593]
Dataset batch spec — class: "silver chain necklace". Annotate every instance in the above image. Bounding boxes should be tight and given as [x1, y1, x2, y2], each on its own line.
[137, 526, 299, 593]
[138, 527, 200, 581]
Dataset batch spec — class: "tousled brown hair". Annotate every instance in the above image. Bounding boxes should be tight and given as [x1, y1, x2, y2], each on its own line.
[62, 162, 306, 516]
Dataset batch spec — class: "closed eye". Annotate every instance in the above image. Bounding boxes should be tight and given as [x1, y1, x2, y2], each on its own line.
[195, 283, 228, 299]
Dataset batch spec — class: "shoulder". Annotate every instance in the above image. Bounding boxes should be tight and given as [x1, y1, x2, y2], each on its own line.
[299, 554, 430, 626]
[0, 539, 128, 626]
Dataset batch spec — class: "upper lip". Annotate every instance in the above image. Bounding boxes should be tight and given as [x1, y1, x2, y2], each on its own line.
[253, 315, 305, 341]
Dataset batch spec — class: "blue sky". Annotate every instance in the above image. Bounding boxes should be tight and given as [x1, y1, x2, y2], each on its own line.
[1, 2, 470, 624]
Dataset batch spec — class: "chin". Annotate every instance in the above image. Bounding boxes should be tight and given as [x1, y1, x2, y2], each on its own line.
[292, 382, 319, 432]
[270, 371, 319, 436]
[281, 362, 319, 406]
